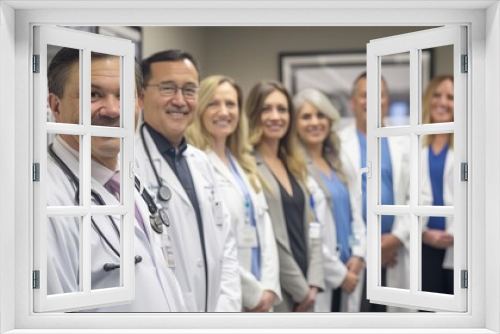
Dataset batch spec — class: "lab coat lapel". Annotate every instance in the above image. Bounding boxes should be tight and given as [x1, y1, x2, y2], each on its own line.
[208, 151, 245, 203]
[341, 124, 361, 175]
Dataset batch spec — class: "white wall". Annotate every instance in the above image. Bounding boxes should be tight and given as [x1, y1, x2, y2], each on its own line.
[0, 2, 16, 332]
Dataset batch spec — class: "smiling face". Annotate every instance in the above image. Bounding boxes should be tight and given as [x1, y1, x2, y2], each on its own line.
[49, 56, 134, 168]
[296, 101, 331, 148]
[202, 81, 239, 144]
[429, 79, 454, 123]
[260, 90, 290, 142]
[140, 59, 199, 146]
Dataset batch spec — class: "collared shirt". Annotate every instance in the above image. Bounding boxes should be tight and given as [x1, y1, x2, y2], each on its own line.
[357, 130, 395, 234]
[145, 123, 208, 306]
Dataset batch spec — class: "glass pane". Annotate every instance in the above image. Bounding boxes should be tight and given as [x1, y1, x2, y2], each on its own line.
[91, 215, 122, 290]
[420, 215, 454, 295]
[89, 51, 122, 128]
[420, 45, 454, 125]
[47, 215, 81, 295]
[47, 45, 81, 126]
[91, 136, 122, 205]
[379, 136, 410, 206]
[419, 133, 454, 206]
[379, 215, 410, 291]
[47, 134, 81, 206]
[380, 52, 410, 127]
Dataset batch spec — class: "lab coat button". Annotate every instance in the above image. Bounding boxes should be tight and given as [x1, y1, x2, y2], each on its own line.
[197, 260, 203, 268]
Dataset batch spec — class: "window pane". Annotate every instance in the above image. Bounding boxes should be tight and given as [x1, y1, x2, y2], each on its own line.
[380, 52, 410, 127]
[47, 215, 81, 295]
[379, 215, 410, 291]
[420, 215, 454, 295]
[419, 132, 454, 206]
[379, 136, 410, 206]
[91, 215, 122, 290]
[47, 45, 81, 126]
[89, 51, 122, 126]
[47, 134, 82, 206]
[90, 136, 122, 205]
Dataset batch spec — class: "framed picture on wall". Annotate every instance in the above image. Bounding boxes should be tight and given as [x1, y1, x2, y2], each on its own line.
[280, 50, 433, 128]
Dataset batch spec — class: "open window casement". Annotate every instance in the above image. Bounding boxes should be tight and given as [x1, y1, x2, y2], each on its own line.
[33, 25, 137, 312]
[365, 26, 467, 312]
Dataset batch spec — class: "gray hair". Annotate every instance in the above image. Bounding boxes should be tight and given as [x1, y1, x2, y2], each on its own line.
[293, 88, 341, 128]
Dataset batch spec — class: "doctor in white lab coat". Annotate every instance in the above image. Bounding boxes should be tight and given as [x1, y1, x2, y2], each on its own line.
[339, 73, 411, 312]
[46, 49, 186, 312]
[419, 75, 455, 295]
[186, 75, 281, 311]
[136, 50, 241, 312]
[293, 88, 366, 312]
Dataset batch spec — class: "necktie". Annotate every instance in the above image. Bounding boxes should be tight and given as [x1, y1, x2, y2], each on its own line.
[105, 172, 148, 236]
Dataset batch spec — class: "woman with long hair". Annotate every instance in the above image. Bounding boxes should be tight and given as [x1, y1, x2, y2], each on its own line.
[293, 88, 365, 312]
[420, 75, 455, 295]
[245, 81, 324, 312]
[186, 75, 281, 311]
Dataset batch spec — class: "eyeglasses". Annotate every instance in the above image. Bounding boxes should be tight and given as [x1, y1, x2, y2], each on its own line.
[144, 82, 199, 100]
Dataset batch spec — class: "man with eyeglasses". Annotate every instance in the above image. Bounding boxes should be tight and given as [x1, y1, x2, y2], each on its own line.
[135, 50, 241, 312]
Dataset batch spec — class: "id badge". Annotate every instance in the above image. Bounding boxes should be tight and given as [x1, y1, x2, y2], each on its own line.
[237, 225, 258, 248]
[309, 222, 321, 239]
[212, 200, 224, 226]
[161, 232, 176, 268]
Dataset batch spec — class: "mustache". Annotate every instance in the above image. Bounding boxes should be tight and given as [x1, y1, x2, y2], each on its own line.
[166, 107, 190, 114]
[91, 114, 120, 127]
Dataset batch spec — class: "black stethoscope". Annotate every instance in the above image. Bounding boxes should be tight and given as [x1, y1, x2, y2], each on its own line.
[139, 123, 173, 203]
[48, 144, 170, 272]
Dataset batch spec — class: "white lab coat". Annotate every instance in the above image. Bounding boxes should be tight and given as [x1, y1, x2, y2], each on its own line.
[339, 123, 411, 302]
[46, 136, 186, 312]
[421, 145, 454, 269]
[207, 151, 282, 311]
[307, 169, 366, 312]
[135, 127, 241, 312]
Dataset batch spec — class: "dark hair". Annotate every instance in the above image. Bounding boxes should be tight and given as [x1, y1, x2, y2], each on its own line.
[140, 49, 200, 86]
[350, 71, 388, 97]
[48, 47, 143, 97]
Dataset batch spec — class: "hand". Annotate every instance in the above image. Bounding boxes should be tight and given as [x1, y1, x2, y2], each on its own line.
[247, 290, 276, 312]
[293, 287, 318, 312]
[341, 271, 359, 293]
[381, 234, 401, 268]
[346, 256, 364, 275]
[422, 230, 454, 249]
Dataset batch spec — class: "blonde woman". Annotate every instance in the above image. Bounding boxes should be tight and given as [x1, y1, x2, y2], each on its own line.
[186, 75, 281, 312]
[421, 75, 455, 295]
[245, 81, 324, 312]
[293, 88, 366, 312]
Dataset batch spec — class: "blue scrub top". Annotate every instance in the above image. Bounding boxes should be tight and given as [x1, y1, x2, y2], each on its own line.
[321, 168, 353, 263]
[427, 145, 449, 231]
[357, 130, 395, 234]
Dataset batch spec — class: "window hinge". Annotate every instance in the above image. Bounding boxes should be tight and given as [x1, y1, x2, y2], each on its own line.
[33, 54, 40, 73]
[461, 270, 468, 289]
[461, 162, 468, 181]
[33, 163, 40, 182]
[33, 270, 40, 289]
[461, 54, 468, 73]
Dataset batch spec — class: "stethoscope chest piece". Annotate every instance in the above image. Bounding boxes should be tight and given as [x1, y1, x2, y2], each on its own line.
[150, 212, 165, 234]
[158, 186, 172, 202]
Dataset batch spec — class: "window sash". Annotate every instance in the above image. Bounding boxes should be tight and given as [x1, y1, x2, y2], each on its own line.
[366, 25, 467, 312]
[32, 25, 137, 312]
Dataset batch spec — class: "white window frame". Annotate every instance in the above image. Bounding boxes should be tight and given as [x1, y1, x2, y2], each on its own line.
[366, 26, 467, 312]
[33, 25, 137, 312]
[0, 1, 498, 333]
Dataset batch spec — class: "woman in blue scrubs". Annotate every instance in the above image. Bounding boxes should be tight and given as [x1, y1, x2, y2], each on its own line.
[421, 76, 455, 295]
